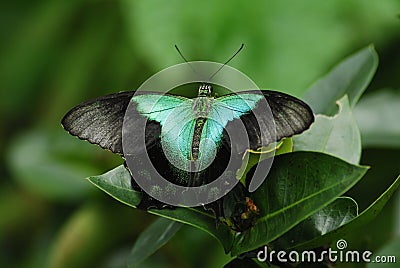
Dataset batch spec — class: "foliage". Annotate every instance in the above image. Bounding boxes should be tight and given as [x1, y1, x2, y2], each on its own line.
[87, 45, 399, 267]
[2, 1, 400, 268]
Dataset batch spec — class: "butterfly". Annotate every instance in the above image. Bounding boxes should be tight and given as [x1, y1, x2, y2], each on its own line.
[62, 45, 314, 230]
[62, 82, 313, 224]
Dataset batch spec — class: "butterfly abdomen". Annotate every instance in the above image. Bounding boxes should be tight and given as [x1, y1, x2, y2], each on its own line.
[191, 117, 206, 161]
[190, 97, 213, 161]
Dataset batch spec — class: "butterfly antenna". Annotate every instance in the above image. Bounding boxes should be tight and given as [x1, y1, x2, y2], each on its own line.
[209, 43, 244, 81]
[175, 44, 198, 75]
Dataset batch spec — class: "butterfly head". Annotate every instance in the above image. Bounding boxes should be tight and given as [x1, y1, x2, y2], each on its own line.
[198, 84, 213, 97]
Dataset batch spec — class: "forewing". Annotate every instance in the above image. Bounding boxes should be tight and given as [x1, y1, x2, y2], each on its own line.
[217, 90, 314, 151]
[61, 91, 135, 154]
[263, 90, 314, 141]
[208, 94, 264, 153]
[131, 94, 189, 124]
[62, 91, 189, 155]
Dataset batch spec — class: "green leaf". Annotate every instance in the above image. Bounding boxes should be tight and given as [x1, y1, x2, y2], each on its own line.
[87, 165, 234, 253]
[148, 207, 234, 253]
[275, 138, 293, 156]
[127, 218, 182, 268]
[272, 197, 358, 250]
[231, 152, 368, 255]
[292, 175, 400, 251]
[354, 89, 400, 148]
[303, 45, 378, 115]
[293, 95, 362, 164]
[87, 165, 142, 207]
[237, 138, 292, 186]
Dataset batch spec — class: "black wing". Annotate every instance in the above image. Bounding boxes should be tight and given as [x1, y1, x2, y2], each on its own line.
[265, 90, 314, 141]
[61, 91, 134, 154]
[223, 90, 314, 152]
[61, 91, 154, 155]
[61, 91, 188, 155]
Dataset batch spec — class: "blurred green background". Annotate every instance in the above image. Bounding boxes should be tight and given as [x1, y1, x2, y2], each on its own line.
[1, 1, 399, 267]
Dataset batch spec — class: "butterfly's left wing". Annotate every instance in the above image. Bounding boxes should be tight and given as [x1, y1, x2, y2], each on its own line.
[62, 91, 188, 155]
[62, 91, 135, 154]
[129, 94, 195, 171]
[212, 90, 314, 152]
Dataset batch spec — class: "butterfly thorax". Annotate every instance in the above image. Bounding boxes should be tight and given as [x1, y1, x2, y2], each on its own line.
[191, 92, 214, 161]
[192, 96, 213, 117]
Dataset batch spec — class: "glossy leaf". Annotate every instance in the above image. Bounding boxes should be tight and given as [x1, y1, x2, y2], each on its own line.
[149, 207, 234, 253]
[87, 153, 370, 256]
[291, 175, 400, 251]
[275, 138, 293, 156]
[231, 152, 368, 255]
[87, 165, 142, 207]
[272, 197, 358, 250]
[237, 138, 292, 186]
[293, 95, 361, 164]
[354, 89, 400, 148]
[127, 218, 182, 268]
[87, 165, 234, 253]
[303, 45, 378, 115]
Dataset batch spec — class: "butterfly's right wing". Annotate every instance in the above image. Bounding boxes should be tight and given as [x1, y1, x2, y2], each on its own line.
[215, 90, 314, 152]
